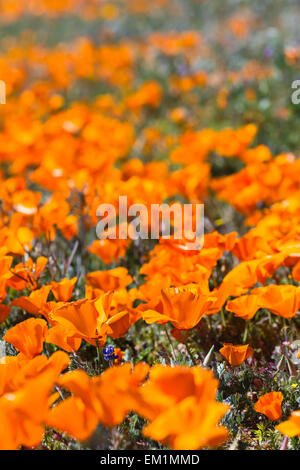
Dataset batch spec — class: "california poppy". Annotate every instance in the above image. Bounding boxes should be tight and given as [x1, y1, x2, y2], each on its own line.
[49, 293, 130, 346]
[143, 286, 216, 330]
[86, 267, 133, 291]
[133, 365, 229, 450]
[226, 294, 261, 321]
[51, 277, 77, 302]
[254, 391, 283, 420]
[276, 410, 300, 437]
[0, 366, 66, 450]
[4, 318, 48, 359]
[219, 343, 254, 366]
[12, 285, 52, 316]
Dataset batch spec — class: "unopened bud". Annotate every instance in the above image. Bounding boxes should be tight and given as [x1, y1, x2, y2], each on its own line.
[276, 354, 285, 370]
[285, 356, 297, 377]
[203, 345, 214, 367]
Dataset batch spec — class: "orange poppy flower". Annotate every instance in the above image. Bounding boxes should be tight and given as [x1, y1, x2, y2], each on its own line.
[86, 267, 133, 291]
[143, 286, 216, 330]
[47, 363, 150, 439]
[252, 284, 300, 319]
[219, 343, 254, 366]
[12, 285, 52, 316]
[134, 365, 229, 450]
[45, 324, 82, 353]
[226, 294, 261, 320]
[93, 362, 150, 427]
[50, 293, 130, 346]
[222, 260, 260, 296]
[135, 365, 217, 420]
[51, 277, 77, 302]
[46, 369, 100, 441]
[49, 297, 107, 345]
[254, 392, 283, 420]
[206, 282, 233, 316]
[105, 309, 131, 339]
[0, 351, 70, 396]
[142, 396, 229, 450]
[85, 287, 141, 335]
[0, 365, 66, 450]
[88, 238, 129, 264]
[126, 81, 163, 111]
[7, 256, 48, 290]
[256, 253, 286, 284]
[233, 233, 272, 260]
[4, 318, 48, 359]
[47, 393, 99, 442]
[276, 410, 300, 437]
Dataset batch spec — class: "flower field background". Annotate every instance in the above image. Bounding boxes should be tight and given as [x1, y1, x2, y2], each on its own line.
[0, 0, 300, 451]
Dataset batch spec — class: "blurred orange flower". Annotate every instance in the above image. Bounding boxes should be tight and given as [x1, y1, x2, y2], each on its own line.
[276, 411, 300, 436]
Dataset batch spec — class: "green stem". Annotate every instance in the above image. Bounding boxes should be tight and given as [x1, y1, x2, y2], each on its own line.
[243, 322, 249, 343]
[164, 324, 177, 363]
[184, 331, 196, 366]
[96, 339, 102, 372]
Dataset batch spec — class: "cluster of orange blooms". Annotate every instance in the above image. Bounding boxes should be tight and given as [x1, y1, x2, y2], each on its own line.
[0, 0, 299, 452]
[0, 0, 175, 22]
[0, 0, 123, 22]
